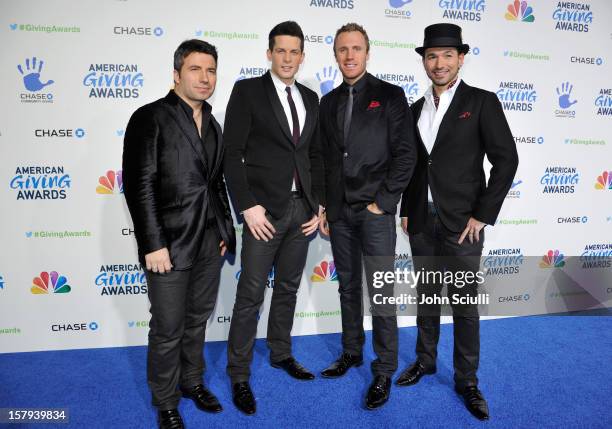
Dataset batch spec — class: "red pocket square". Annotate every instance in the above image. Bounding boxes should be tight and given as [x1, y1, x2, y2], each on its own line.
[458, 111, 472, 119]
[368, 100, 381, 110]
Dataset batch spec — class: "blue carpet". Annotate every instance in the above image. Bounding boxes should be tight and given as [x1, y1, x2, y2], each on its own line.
[1, 316, 611, 428]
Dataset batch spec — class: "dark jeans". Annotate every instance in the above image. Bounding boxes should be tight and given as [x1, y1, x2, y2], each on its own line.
[409, 203, 484, 390]
[145, 224, 222, 410]
[329, 203, 398, 377]
[227, 196, 311, 383]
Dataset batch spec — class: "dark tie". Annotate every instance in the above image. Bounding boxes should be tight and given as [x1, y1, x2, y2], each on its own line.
[343, 85, 354, 145]
[285, 86, 301, 191]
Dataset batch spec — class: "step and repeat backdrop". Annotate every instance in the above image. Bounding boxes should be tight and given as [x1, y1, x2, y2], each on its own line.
[1, 0, 610, 353]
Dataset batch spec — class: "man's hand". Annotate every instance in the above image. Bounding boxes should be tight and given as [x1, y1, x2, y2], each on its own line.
[219, 240, 227, 256]
[319, 211, 329, 237]
[367, 202, 384, 215]
[401, 217, 408, 234]
[458, 217, 486, 245]
[301, 205, 324, 236]
[145, 248, 173, 274]
[243, 205, 276, 241]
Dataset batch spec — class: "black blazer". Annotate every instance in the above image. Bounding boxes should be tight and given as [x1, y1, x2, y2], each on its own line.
[400, 81, 519, 234]
[122, 90, 236, 270]
[319, 73, 417, 222]
[223, 71, 325, 219]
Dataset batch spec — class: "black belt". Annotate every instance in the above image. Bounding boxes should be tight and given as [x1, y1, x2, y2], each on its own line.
[291, 190, 303, 199]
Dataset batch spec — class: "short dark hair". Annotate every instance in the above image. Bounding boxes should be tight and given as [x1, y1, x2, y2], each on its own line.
[268, 21, 304, 52]
[173, 39, 218, 72]
[333, 22, 370, 54]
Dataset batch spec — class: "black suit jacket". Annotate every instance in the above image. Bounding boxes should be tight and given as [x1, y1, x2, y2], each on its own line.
[400, 81, 519, 234]
[223, 71, 325, 219]
[123, 90, 236, 270]
[320, 73, 417, 221]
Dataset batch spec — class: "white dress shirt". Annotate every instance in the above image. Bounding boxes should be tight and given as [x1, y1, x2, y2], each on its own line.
[270, 71, 306, 191]
[417, 78, 462, 202]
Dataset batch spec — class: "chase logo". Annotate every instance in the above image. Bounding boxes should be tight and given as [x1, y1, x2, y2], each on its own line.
[236, 66, 268, 82]
[95, 264, 147, 296]
[555, 82, 577, 118]
[34, 128, 85, 139]
[376, 73, 420, 104]
[484, 248, 523, 276]
[113, 26, 163, 37]
[51, 322, 99, 332]
[31, 271, 71, 294]
[438, 0, 485, 22]
[594, 88, 612, 116]
[506, 179, 522, 198]
[385, 0, 413, 19]
[83, 64, 143, 99]
[96, 170, 123, 194]
[305, 34, 334, 45]
[497, 81, 536, 111]
[540, 249, 565, 268]
[309, 0, 354, 8]
[553, 2, 592, 32]
[595, 171, 612, 190]
[557, 215, 588, 224]
[10, 166, 71, 200]
[236, 266, 275, 288]
[311, 260, 337, 282]
[505, 0, 535, 22]
[570, 56, 603, 66]
[316, 66, 340, 96]
[580, 243, 612, 269]
[514, 135, 544, 145]
[18, 57, 54, 104]
[540, 166, 579, 194]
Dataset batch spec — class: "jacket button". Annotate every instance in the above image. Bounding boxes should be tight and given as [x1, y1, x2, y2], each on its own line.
[344, 152, 348, 158]
[428, 159, 432, 165]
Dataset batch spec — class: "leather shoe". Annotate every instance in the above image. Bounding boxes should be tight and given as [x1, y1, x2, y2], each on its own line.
[456, 386, 490, 420]
[321, 352, 363, 378]
[395, 361, 436, 386]
[158, 409, 184, 429]
[271, 357, 315, 380]
[365, 375, 392, 409]
[232, 382, 256, 415]
[181, 384, 222, 413]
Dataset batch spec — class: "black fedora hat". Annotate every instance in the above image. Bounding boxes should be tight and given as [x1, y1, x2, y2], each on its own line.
[415, 23, 469, 56]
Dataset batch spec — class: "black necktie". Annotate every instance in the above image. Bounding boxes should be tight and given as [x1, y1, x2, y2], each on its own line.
[343, 85, 354, 145]
[285, 86, 301, 190]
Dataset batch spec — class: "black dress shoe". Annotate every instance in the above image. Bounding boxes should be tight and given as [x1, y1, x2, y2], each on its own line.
[456, 386, 490, 420]
[320, 352, 363, 378]
[158, 409, 184, 429]
[181, 384, 222, 413]
[395, 361, 436, 386]
[366, 375, 392, 409]
[232, 382, 256, 415]
[271, 357, 315, 380]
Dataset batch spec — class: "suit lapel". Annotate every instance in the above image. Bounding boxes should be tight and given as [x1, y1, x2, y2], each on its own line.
[296, 82, 314, 145]
[329, 89, 343, 150]
[163, 92, 208, 171]
[263, 72, 293, 145]
[209, 116, 224, 180]
[412, 98, 428, 153]
[345, 74, 373, 148]
[431, 81, 469, 155]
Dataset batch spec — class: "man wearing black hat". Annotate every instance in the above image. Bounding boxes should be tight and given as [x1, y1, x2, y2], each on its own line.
[397, 24, 518, 420]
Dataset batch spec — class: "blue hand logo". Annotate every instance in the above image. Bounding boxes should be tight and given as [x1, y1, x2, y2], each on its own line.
[17, 57, 54, 92]
[556, 82, 577, 109]
[316, 66, 338, 96]
[389, 0, 412, 8]
[0, 275, 4, 290]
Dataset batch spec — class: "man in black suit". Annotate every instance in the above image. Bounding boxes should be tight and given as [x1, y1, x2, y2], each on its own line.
[318, 23, 417, 409]
[223, 21, 325, 415]
[123, 40, 236, 429]
[397, 24, 518, 421]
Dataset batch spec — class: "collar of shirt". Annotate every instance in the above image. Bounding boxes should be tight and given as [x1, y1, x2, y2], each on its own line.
[340, 72, 368, 94]
[270, 70, 297, 96]
[425, 77, 461, 109]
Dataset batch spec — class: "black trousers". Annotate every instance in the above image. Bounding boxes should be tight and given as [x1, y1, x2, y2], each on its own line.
[145, 224, 222, 410]
[227, 196, 311, 383]
[329, 203, 398, 377]
[409, 203, 483, 390]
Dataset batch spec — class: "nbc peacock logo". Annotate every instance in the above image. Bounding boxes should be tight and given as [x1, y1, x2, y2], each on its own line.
[539, 250, 565, 269]
[311, 260, 338, 282]
[595, 171, 612, 190]
[505, 1, 535, 22]
[31, 271, 72, 294]
[96, 170, 123, 194]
